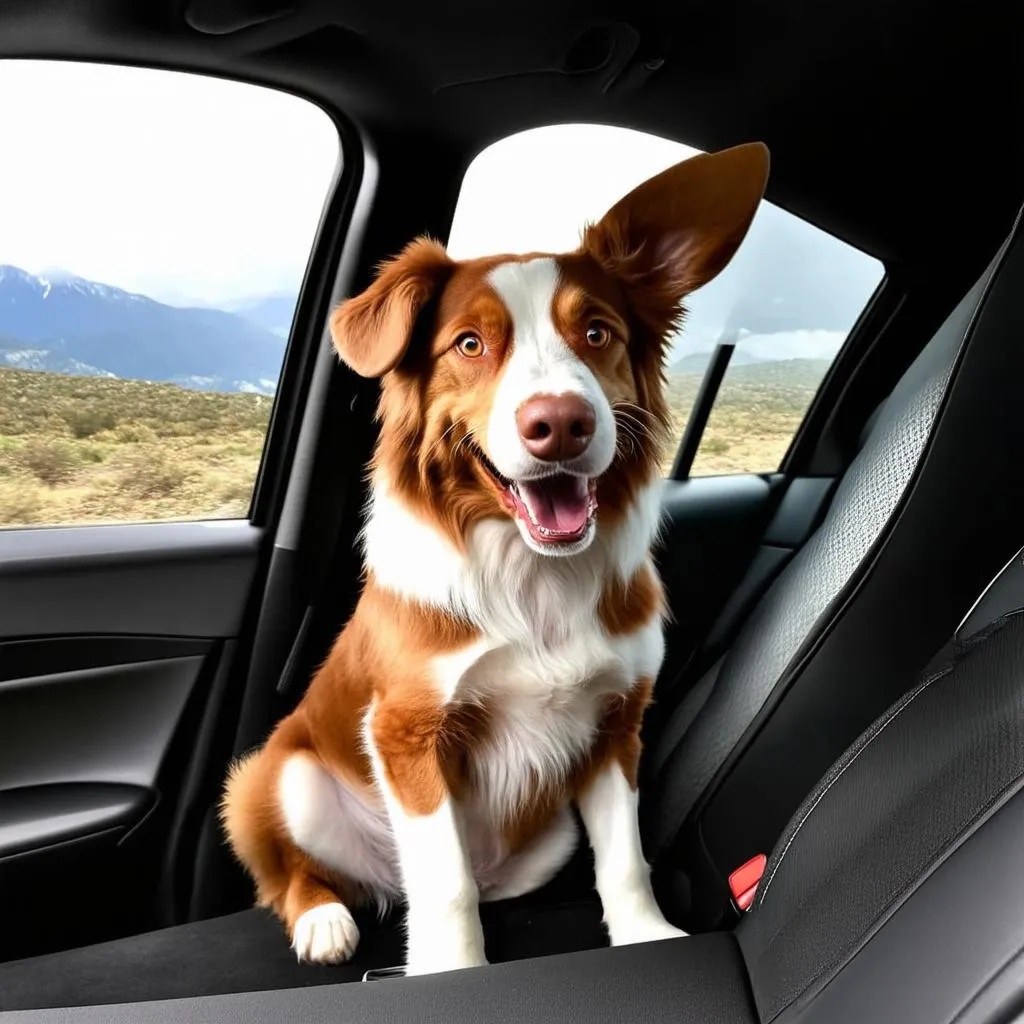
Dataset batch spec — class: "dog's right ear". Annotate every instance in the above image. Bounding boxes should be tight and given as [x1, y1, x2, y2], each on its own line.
[329, 237, 453, 378]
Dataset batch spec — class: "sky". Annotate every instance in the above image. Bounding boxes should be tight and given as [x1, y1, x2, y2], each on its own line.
[0, 62, 882, 358]
[0, 60, 340, 307]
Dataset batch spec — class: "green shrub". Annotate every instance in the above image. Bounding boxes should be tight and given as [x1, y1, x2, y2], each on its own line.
[701, 436, 731, 455]
[118, 453, 188, 498]
[64, 408, 119, 438]
[16, 439, 81, 484]
[113, 423, 158, 444]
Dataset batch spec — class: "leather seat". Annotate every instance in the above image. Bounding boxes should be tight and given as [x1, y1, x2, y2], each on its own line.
[2, 208, 1023, 1011]
[643, 210, 1024, 927]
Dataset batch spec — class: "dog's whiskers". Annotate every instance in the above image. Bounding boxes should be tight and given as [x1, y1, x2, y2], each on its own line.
[424, 417, 469, 464]
[615, 415, 654, 443]
[613, 408, 656, 452]
[614, 421, 643, 460]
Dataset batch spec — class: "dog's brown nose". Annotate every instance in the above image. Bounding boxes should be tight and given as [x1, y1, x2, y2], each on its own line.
[516, 394, 596, 461]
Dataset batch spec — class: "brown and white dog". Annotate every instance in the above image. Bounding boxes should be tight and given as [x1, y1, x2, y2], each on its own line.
[221, 143, 769, 976]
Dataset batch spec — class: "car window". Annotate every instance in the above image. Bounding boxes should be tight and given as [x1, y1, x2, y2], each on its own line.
[448, 124, 883, 477]
[0, 60, 340, 528]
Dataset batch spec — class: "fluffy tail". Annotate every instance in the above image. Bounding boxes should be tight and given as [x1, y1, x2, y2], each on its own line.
[219, 749, 287, 909]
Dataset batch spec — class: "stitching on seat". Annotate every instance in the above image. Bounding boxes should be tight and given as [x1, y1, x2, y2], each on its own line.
[756, 662, 954, 906]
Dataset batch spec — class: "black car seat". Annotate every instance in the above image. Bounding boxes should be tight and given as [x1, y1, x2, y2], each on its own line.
[643, 209, 1024, 928]
[1, 208, 1022, 1012]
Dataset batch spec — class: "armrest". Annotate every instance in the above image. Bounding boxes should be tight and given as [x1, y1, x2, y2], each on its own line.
[0, 784, 151, 860]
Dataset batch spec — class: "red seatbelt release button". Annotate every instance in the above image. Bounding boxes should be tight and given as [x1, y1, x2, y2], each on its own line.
[729, 853, 767, 911]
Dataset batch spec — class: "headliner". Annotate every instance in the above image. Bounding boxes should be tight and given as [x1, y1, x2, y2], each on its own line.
[2, 0, 1020, 266]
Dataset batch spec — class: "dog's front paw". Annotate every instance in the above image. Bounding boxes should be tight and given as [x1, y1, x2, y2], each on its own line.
[292, 902, 360, 964]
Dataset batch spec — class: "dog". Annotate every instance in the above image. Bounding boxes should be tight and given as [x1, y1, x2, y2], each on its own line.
[221, 142, 769, 976]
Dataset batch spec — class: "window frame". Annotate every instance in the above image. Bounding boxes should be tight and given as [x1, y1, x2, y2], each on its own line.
[244, 101, 358, 529]
[777, 270, 897, 478]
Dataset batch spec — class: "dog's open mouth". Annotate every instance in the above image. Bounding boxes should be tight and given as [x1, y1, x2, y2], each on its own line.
[470, 443, 598, 545]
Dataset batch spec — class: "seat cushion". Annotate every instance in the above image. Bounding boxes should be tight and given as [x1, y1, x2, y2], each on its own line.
[0, 895, 608, 1010]
[2, 934, 756, 1024]
[739, 602, 1024, 1020]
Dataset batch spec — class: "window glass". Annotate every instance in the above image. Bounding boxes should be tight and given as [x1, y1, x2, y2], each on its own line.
[0, 60, 340, 528]
[449, 124, 883, 476]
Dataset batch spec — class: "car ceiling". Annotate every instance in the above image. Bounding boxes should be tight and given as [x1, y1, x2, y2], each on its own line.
[2, 0, 1021, 269]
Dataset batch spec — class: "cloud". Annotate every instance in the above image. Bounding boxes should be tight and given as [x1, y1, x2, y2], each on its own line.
[734, 329, 848, 361]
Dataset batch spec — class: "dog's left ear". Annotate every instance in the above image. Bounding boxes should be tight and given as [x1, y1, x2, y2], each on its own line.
[330, 237, 453, 378]
[582, 142, 769, 306]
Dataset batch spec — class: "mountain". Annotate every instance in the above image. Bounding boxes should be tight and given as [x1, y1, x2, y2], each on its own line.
[0, 266, 286, 393]
[669, 348, 766, 374]
[228, 293, 297, 339]
[0, 333, 116, 378]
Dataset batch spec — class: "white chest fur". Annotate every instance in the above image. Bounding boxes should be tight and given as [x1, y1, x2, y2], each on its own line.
[362, 475, 664, 636]
[363, 479, 667, 830]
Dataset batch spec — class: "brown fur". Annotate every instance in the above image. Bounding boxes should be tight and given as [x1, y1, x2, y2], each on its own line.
[598, 564, 667, 637]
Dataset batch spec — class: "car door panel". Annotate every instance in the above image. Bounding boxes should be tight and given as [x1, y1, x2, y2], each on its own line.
[0, 525, 262, 961]
[0, 639, 222, 960]
[0, 651, 206, 792]
[656, 474, 782, 687]
[654, 473, 837, 705]
[0, 783, 151, 861]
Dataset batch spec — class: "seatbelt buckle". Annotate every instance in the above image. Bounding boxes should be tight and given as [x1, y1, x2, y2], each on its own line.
[728, 853, 767, 911]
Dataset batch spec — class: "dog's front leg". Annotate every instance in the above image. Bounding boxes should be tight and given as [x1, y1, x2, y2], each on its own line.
[368, 698, 487, 976]
[576, 679, 688, 947]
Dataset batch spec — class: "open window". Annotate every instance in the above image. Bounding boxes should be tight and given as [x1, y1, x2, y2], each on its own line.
[448, 124, 884, 478]
[0, 60, 340, 528]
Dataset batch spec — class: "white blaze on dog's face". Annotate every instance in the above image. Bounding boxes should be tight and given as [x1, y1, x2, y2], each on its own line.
[330, 143, 770, 557]
[482, 258, 616, 555]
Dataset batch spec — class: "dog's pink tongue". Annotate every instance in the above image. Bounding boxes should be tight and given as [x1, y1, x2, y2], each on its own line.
[519, 475, 590, 533]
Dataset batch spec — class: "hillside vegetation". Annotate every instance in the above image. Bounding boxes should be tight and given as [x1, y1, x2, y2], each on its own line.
[0, 368, 271, 525]
[0, 359, 829, 527]
[664, 358, 830, 475]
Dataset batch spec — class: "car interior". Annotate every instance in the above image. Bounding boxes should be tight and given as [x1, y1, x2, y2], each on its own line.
[0, 0, 1023, 1021]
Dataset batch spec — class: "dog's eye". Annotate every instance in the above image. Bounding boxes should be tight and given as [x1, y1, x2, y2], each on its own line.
[585, 321, 612, 348]
[456, 333, 485, 358]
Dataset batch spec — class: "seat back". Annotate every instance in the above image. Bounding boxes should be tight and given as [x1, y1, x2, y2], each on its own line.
[644, 207, 1024, 928]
